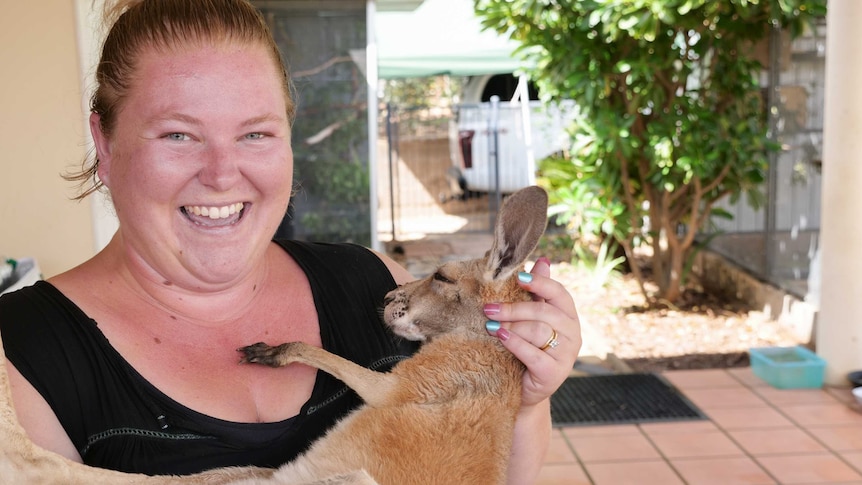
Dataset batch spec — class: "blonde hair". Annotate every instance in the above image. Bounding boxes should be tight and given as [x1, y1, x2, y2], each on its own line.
[67, 0, 295, 199]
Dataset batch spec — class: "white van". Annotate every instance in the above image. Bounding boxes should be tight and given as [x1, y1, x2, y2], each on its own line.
[449, 74, 577, 194]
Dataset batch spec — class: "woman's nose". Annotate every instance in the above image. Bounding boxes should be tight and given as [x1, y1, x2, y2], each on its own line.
[197, 143, 241, 190]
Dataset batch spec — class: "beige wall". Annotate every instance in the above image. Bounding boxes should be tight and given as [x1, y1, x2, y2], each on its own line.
[0, 1, 95, 278]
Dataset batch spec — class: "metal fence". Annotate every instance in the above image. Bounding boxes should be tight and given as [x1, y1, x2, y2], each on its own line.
[706, 20, 826, 299]
[377, 105, 491, 241]
[378, 99, 576, 241]
[378, 103, 504, 241]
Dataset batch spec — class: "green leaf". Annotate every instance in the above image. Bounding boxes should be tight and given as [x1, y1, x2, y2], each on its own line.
[619, 14, 640, 31]
[476, 0, 825, 304]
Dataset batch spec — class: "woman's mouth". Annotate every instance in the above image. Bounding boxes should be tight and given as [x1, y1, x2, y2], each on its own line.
[181, 202, 245, 226]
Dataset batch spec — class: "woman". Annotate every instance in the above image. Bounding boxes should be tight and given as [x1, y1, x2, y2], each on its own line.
[0, 0, 581, 482]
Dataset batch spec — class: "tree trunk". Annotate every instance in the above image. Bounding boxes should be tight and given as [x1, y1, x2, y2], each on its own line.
[663, 245, 685, 304]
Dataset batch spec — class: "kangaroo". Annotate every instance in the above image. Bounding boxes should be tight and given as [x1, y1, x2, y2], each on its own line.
[0, 185, 547, 485]
[233, 185, 549, 485]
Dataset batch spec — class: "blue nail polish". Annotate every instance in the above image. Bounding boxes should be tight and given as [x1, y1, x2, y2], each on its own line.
[485, 320, 501, 334]
[518, 272, 533, 283]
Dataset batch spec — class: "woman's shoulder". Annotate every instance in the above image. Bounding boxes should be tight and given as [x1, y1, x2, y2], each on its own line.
[0, 280, 102, 363]
[0, 280, 79, 324]
[273, 239, 378, 261]
[273, 239, 404, 284]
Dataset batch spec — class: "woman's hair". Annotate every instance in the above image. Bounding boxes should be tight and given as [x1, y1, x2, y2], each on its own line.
[67, 0, 295, 199]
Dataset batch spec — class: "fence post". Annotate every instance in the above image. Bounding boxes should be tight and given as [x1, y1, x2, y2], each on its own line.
[386, 102, 397, 241]
[489, 95, 502, 229]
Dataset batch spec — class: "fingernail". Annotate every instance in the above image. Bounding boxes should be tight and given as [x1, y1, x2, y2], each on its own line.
[485, 320, 501, 335]
[483, 303, 501, 315]
[497, 328, 510, 341]
[518, 272, 533, 284]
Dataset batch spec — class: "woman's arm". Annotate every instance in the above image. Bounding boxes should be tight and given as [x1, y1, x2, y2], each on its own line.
[6, 361, 83, 462]
[506, 399, 552, 484]
[489, 257, 582, 484]
[373, 250, 416, 285]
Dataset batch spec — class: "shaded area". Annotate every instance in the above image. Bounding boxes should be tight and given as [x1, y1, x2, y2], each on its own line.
[623, 352, 751, 372]
[550, 373, 707, 427]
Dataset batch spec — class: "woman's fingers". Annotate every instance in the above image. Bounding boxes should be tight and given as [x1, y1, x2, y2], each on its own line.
[484, 260, 583, 406]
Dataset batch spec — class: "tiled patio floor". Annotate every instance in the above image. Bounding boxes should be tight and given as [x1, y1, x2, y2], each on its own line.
[538, 367, 862, 484]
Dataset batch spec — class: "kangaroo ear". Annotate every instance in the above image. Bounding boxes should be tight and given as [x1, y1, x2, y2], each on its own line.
[485, 186, 549, 282]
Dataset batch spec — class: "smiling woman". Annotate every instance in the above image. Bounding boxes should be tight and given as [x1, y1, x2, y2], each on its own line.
[88, 42, 294, 287]
[0, 0, 582, 482]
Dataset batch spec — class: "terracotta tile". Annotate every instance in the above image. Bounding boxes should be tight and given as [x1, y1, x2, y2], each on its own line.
[585, 460, 685, 485]
[544, 431, 577, 464]
[671, 456, 775, 484]
[638, 420, 720, 435]
[728, 427, 826, 455]
[727, 367, 769, 388]
[560, 423, 639, 438]
[567, 430, 660, 463]
[826, 386, 856, 404]
[756, 453, 862, 483]
[807, 424, 862, 452]
[754, 386, 841, 406]
[647, 429, 744, 459]
[683, 387, 767, 409]
[706, 405, 794, 430]
[662, 369, 743, 390]
[839, 451, 862, 473]
[780, 402, 862, 426]
[535, 463, 591, 485]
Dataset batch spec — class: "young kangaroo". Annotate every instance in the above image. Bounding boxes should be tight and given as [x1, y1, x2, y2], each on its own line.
[235, 185, 549, 485]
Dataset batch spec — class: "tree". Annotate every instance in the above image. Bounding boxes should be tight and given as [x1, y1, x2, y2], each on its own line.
[475, 0, 826, 305]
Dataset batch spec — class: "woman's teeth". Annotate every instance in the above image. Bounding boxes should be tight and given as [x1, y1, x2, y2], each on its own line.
[184, 202, 245, 220]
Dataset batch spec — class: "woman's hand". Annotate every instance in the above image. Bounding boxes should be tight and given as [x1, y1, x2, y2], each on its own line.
[484, 257, 581, 407]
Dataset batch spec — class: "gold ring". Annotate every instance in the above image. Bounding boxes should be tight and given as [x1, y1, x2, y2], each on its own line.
[539, 328, 559, 352]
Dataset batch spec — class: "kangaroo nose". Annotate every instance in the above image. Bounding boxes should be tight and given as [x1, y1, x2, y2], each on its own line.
[383, 293, 396, 306]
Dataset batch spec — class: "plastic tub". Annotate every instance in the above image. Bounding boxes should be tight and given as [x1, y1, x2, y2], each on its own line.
[749, 346, 826, 389]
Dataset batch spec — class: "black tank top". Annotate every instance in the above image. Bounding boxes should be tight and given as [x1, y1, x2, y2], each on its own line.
[0, 240, 418, 475]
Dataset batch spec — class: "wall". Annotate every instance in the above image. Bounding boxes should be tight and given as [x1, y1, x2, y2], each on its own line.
[692, 250, 817, 346]
[0, 1, 95, 278]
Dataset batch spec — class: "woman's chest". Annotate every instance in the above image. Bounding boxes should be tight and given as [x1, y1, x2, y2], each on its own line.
[99, 292, 323, 423]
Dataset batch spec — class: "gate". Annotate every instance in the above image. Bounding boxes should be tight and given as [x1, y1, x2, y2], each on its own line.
[378, 99, 575, 242]
[378, 104, 497, 242]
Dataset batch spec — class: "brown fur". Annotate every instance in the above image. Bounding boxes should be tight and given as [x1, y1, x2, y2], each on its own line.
[0, 186, 548, 485]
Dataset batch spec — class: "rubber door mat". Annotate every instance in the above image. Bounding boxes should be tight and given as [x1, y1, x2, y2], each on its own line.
[550, 373, 707, 427]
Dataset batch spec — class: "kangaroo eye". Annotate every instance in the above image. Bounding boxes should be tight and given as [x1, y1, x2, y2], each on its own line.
[433, 272, 454, 284]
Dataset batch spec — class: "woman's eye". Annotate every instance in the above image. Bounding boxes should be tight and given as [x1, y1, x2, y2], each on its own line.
[166, 133, 189, 141]
[245, 132, 266, 140]
[433, 272, 454, 284]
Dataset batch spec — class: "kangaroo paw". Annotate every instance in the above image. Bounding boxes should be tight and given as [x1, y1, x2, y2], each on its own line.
[237, 342, 293, 367]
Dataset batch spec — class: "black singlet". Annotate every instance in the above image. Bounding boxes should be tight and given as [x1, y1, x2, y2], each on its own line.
[0, 240, 418, 475]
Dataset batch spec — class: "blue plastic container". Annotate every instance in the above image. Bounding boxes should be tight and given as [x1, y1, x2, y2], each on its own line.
[749, 346, 826, 389]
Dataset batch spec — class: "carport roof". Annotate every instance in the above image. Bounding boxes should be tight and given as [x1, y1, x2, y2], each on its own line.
[375, 0, 530, 79]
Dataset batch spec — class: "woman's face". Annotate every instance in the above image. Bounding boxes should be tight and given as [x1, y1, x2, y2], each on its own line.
[91, 42, 293, 289]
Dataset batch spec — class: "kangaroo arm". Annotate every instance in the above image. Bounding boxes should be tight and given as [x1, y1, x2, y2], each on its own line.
[238, 343, 397, 408]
